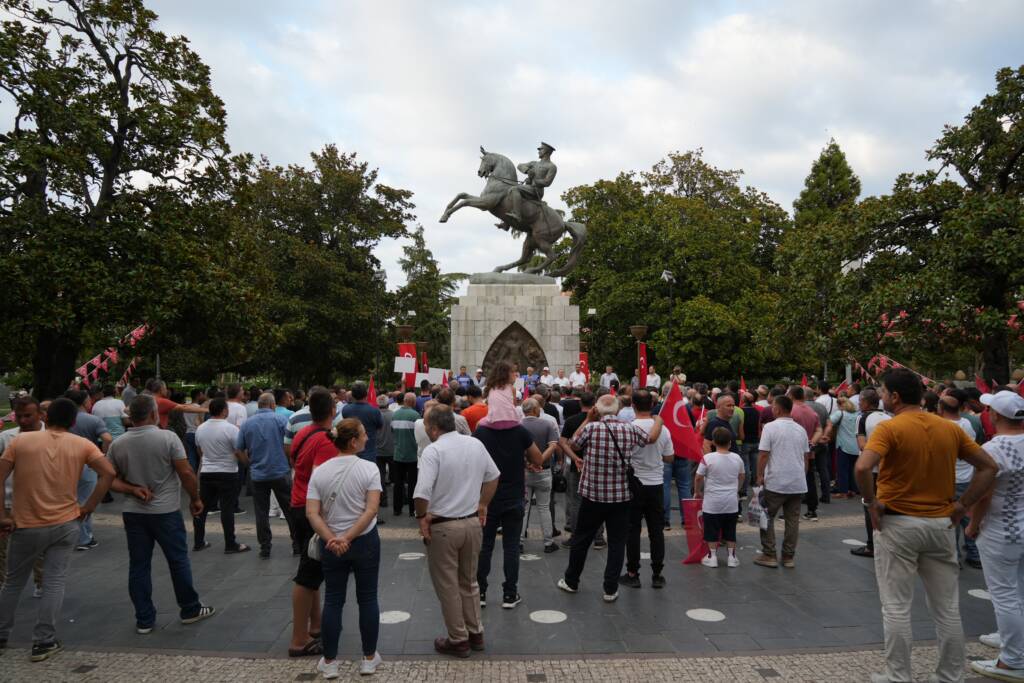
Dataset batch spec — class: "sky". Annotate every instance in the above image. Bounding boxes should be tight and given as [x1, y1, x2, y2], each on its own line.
[148, 0, 1024, 291]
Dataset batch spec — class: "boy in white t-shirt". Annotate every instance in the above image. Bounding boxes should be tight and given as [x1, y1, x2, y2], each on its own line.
[695, 427, 745, 568]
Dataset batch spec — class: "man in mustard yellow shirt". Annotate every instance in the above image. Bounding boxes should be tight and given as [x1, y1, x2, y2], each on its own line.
[856, 368, 997, 683]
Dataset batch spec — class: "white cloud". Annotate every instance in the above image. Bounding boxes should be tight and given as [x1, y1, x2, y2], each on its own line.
[146, 0, 1024, 290]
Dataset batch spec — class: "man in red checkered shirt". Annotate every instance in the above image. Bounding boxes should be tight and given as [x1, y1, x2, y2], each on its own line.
[557, 395, 663, 602]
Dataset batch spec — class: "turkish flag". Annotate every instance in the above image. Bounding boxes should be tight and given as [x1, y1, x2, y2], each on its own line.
[609, 384, 617, 396]
[660, 381, 702, 461]
[801, 374, 808, 387]
[368, 376, 377, 405]
[421, 351, 429, 373]
[579, 351, 589, 378]
[836, 380, 850, 396]
[638, 343, 648, 384]
[398, 343, 416, 388]
[740, 376, 747, 394]
[682, 498, 710, 564]
[976, 375, 991, 393]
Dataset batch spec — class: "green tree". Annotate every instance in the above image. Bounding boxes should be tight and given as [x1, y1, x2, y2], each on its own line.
[395, 226, 465, 367]
[0, 0, 232, 397]
[563, 150, 794, 381]
[790, 67, 1024, 383]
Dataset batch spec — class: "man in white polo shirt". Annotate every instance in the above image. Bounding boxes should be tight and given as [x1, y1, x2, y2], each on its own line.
[568, 363, 588, 389]
[413, 406, 499, 659]
[193, 398, 250, 554]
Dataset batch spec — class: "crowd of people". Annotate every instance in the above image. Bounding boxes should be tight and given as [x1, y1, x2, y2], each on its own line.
[1, 363, 1023, 682]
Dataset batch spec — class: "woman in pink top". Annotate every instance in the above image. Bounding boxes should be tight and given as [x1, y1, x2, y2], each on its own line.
[480, 361, 520, 429]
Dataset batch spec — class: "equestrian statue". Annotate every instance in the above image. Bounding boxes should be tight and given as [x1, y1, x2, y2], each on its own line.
[439, 142, 587, 277]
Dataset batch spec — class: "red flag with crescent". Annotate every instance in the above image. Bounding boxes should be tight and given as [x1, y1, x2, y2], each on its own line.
[660, 381, 702, 461]
[682, 498, 710, 564]
[638, 343, 648, 385]
[579, 352, 589, 378]
[398, 343, 416, 388]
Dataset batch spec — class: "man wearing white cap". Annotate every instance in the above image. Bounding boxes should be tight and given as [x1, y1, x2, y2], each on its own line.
[473, 369, 486, 390]
[967, 390, 1024, 681]
[539, 367, 555, 386]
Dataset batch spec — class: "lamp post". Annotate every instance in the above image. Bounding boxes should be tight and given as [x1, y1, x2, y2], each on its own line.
[630, 325, 647, 383]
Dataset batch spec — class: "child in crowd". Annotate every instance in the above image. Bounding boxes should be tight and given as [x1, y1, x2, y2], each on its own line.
[696, 427, 746, 568]
[478, 361, 521, 428]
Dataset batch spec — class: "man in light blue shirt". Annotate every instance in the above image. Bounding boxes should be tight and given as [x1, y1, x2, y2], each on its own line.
[235, 393, 297, 558]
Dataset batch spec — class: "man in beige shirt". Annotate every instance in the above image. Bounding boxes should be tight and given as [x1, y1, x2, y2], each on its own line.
[0, 397, 115, 662]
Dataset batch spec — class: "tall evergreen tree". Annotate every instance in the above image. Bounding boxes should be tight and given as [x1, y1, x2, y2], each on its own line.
[792, 139, 862, 228]
[396, 227, 465, 367]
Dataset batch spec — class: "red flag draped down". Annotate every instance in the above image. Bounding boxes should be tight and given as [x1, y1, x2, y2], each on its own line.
[579, 352, 589, 378]
[801, 374, 808, 387]
[682, 498, 710, 564]
[739, 376, 747, 395]
[638, 343, 648, 385]
[368, 376, 377, 405]
[398, 342, 417, 389]
[660, 381, 703, 461]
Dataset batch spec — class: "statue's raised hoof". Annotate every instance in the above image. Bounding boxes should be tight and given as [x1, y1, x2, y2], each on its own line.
[438, 214, 448, 223]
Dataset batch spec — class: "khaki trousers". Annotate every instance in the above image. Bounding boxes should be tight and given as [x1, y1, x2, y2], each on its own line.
[874, 515, 963, 683]
[759, 490, 803, 558]
[427, 517, 483, 641]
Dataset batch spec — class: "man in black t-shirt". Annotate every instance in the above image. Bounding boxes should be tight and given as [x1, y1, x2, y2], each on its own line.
[473, 424, 543, 608]
[702, 393, 738, 454]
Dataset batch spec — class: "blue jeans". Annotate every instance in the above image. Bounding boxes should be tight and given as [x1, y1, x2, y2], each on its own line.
[663, 459, 692, 525]
[740, 444, 760, 496]
[321, 528, 380, 659]
[836, 449, 860, 495]
[123, 512, 201, 627]
[954, 482, 979, 563]
[184, 433, 199, 472]
[77, 467, 98, 545]
[477, 498, 524, 596]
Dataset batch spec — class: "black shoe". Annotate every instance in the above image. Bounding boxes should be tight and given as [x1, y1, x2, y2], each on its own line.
[552, 529, 562, 538]
[102, 492, 114, 503]
[850, 546, 874, 558]
[394, 509, 403, 517]
[651, 574, 666, 589]
[30, 640, 62, 662]
[544, 543, 559, 554]
[820, 496, 830, 504]
[234, 508, 245, 515]
[802, 511, 818, 521]
[618, 573, 641, 589]
[292, 545, 302, 557]
[663, 524, 671, 531]
[409, 510, 416, 518]
[966, 557, 983, 569]
[75, 538, 99, 551]
[377, 517, 386, 525]
[259, 549, 271, 559]
[501, 593, 522, 609]
[193, 541, 212, 552]
[594, 539, 607, 549]
[560, 539, 574, 549]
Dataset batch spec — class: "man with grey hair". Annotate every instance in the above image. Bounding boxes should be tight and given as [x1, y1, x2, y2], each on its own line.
[236, 392, 296, 559]
[413, 406, 500, 658]
[107, 395, 214, 634]
[558, 395, 663, 602]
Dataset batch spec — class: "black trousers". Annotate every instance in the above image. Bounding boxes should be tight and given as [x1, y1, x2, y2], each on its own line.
[193, 472, 240, 549]
[563, 498, 630, 595]
[626, 483, 665, 575]
[805, 443, 831, 511]
[377, 456, 392, 505]
[391, 461, 418, 515]
[252, 477, 298, 553]
[477, 498, 525, 597]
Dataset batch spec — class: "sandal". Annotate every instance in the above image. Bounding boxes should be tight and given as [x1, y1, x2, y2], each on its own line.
[288, 639, 324, 657]
[308, 631, 321, 640]
[224, 543, 251, 555]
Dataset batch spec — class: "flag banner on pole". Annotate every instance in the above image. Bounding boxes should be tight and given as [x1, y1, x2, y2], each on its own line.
[801, 374, 808, 387]
[398, 343, 417, 388]
[421, 351, 429, 373]
[579, 351, 589, 378]
[660, 381, 703, 461]
[638, 343, 648, 385]
[682, 498, 710, 564]
[368, 376, 377, 405]
[740, 376, 747, 395]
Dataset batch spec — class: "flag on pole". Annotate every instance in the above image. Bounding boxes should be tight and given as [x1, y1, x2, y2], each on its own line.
[659, 381, 703, 461]
[976, 375, 991, 393]
[739, 376, 747, 395]
[421, 351, 429, 373]
[682, 498, 710, 564]
[368, 375, 377, 405]
[638, 342, 648, 385]
[836, 380, 850, 396]
[579, 351, 590, 378]
[801, 374, 808, 387]
[398, 342, 417, 388]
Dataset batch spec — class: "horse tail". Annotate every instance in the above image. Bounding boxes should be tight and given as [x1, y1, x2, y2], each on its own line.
[548, 221, 587, 277]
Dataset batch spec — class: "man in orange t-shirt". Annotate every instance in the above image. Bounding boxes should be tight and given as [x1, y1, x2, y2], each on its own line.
[855, 368, 997, 683]
[145, 379, 207, 429]
[0, 397, 116, 661]
[461, 385, 488, 432]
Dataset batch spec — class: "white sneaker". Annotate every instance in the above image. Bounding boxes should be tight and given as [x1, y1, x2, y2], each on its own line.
[556, 578, 578, 593]
[317, 656, 340, 680]
[981, 631, 1003, 649]
[602, 591, 618, 603]
[727, 553, 740, 568]
[32, 585, 43, 599]
[359, 652, 382, 675]
[970, 659, 1024, 680]
[701, 552, 719, 568]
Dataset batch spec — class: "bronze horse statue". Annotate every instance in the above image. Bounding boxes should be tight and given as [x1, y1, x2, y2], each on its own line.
[439, 147, 586, 277]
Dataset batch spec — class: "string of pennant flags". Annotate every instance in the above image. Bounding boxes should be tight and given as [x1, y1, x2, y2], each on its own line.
[74, 323, 150, 388]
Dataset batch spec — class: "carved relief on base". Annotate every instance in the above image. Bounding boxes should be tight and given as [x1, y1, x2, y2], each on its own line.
[481, 321, 547, 373]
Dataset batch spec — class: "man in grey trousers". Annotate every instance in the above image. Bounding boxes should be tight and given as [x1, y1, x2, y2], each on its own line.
[0, 397, 115, 662]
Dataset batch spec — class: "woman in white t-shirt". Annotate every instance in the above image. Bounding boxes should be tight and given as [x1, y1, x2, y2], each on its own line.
[965, 391, 1024, 680]
[695, 427, 745, 568]
[306, 418, 383, 678]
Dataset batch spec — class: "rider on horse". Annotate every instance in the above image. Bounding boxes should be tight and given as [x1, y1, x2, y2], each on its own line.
[504, 142, 557, 227]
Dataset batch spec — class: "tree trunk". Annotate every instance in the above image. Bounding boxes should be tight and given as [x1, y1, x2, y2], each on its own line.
[32, 329, 80, 399]
[982, 328, 1010, 386]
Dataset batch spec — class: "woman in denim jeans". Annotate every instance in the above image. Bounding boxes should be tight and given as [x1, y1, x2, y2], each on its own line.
[306, 419, 383, 678]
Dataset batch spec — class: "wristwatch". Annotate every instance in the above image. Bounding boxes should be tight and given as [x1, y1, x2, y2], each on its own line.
[414, 512, 427, 519]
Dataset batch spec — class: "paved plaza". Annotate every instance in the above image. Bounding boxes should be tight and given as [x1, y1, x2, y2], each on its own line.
[0, 492, 1000, 681]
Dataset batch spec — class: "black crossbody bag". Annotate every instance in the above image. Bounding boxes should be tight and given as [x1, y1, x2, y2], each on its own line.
[605, 424, 641, 499]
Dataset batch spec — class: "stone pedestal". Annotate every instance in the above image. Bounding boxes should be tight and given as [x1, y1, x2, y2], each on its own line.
[450, 273, 580, 374]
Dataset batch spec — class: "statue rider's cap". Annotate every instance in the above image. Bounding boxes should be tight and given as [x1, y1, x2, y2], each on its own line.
[538, 142, 555, 153]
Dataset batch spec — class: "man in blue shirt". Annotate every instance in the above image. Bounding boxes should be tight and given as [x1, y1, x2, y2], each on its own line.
[235, 392, 297, 558]
[455, 366, 473, 391]
[341, 382, 384, 465]
[415, 380, 433, 415]
[523, 367, 540, 394]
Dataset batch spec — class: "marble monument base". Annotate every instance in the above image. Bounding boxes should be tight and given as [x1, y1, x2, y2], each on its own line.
[450, 273, 580, 375]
